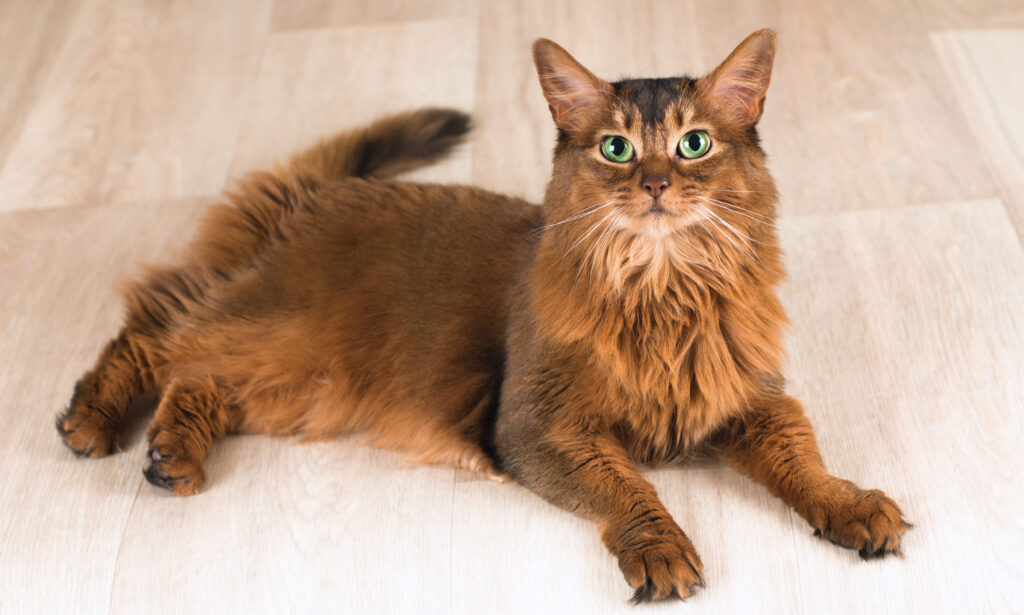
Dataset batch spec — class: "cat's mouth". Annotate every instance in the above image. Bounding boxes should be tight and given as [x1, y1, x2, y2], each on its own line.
[643, 203, 673, 217]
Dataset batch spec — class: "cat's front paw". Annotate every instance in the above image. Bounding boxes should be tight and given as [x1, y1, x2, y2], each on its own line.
[605, 517, 705, 603]
[809, 479, 910, 558]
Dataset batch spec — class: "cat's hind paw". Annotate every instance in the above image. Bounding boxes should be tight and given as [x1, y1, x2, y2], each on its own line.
[143, 446, 206, 496]
[56, 401, 120, 458]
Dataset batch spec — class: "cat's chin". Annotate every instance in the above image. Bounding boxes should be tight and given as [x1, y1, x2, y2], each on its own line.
[626, 210, 701, 241]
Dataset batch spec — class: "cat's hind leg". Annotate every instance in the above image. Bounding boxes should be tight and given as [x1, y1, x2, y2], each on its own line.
[143, 376, 232, 496]
[57, 330, 158, 457]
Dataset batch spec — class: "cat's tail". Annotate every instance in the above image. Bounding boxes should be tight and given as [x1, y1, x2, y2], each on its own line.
[287, 107, 471, 181]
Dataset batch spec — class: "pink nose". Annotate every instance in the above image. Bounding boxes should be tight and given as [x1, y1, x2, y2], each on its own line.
[642, 176, 670, 197]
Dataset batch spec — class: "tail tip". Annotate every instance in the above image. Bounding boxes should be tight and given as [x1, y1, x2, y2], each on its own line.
[413, 107, 473, 150]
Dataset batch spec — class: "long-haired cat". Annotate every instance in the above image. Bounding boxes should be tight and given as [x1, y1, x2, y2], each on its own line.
[58, 30, 908, 602]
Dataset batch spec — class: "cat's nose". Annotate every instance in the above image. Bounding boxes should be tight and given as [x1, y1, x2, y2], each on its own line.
[642, 176, 670, 198]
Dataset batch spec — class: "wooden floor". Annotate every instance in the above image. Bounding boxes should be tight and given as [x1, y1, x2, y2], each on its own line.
[2, 1, 1023, 613]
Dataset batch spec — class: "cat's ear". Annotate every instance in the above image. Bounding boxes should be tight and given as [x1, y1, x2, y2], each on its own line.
[532, 39, 614, 132]
[699, 29, 777, 126]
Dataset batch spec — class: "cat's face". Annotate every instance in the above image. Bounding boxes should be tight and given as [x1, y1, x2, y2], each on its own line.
[533, 31, 779, 280]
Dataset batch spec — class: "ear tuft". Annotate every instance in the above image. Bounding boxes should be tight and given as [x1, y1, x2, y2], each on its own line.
[532, 39, 614, 132]
[700, 29, 777, 126]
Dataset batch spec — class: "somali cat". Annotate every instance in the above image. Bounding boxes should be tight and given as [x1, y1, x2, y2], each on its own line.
[58, 30, 908, 602]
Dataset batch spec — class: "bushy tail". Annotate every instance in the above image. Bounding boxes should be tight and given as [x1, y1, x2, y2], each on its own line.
[287, 107, 471, 181]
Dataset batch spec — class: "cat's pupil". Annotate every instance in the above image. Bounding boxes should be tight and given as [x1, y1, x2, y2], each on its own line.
[609, 138, 625, 156]
[687, 134, 701, 151]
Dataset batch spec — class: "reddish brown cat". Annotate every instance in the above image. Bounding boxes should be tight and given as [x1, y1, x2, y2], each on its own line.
[58, 30, 908, 602]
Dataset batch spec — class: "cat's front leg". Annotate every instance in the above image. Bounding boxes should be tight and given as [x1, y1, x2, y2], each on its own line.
[714, 394, 910, 557]
[499, 427, 704, 602]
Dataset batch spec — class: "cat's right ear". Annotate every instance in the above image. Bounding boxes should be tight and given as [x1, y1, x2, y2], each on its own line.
[699, 29, 777, 126]
[532, 39, 614, 133]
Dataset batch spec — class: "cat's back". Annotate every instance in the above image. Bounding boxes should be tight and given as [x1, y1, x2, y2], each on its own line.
[306, 178, 540, 260]
[263, 178, 542, 301]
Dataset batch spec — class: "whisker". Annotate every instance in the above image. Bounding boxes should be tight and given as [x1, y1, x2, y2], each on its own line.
[704, 202, 775, 227]
[694, 203, 760, 261]
[585, 212, 623, 284]
[692, 210, 717, 245]
[700, 196, 775, 222]
[562, 209, 618, 258]
[696, 200, 775, 247]
[694, 204, 747, 256]
[704, 205, 759, 251]
[534, 200, 616, 234]
[701, 189, 764, 194]
[696, 195, 776, 226]
[701, 203, 786, 275]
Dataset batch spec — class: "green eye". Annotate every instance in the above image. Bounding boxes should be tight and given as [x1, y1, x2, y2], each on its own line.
[600, 136, 634, 162]
[678, 130, 711, 159]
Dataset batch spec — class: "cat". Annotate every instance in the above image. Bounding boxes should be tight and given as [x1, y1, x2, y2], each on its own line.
[57, 29, 909, 603]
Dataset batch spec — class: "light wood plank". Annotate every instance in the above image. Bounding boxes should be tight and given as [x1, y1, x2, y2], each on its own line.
[779, 199, 1024, 613]
[931, 29, 1024, 237]
[0, 0, 81, 171]
[270, 0, 478, 31]
[0, 197, 209, 613]
[108, 441, 456, 615]
[229, 18, 478, 185]
[914, 0, 1024, 28]
[0, 0, 272, 213]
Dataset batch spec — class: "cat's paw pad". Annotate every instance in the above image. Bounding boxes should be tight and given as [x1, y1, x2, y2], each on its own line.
[610, 520, 705, 603]
[55, 405, 119, 458]
[143, 446, 205, 496]
[812, 485, 910, 558]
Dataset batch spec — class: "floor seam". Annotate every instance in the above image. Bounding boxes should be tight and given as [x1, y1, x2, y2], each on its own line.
[106, 480, 143, 615]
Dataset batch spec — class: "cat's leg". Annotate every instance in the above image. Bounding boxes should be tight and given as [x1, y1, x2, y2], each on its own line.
[57, 330, 158, 457]
[714, 394, 910, 558]
[143, 376, 231, 496]
[502, 430, 704, 602]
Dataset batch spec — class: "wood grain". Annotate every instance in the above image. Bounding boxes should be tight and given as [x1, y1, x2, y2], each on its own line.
[270, 0, 478, 31]
[0, 197, 207, 613]
[0, 0, 81, 172]
[1, 1, 1022, 613]
[931, 29, 1024, 238]
[0, 0, 272, 212]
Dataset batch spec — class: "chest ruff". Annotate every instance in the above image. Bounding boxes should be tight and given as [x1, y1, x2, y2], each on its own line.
[531, 248, 789, 462]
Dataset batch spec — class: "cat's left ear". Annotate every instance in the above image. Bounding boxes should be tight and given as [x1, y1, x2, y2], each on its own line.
[532, 39, 614, 133]
[699, 29, 777, 126]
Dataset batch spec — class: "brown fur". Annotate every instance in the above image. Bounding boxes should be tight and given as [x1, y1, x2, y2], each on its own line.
[57, 32, 908, 602]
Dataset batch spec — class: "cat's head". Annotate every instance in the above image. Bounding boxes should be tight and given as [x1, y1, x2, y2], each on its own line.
[532, 30, 780, 291]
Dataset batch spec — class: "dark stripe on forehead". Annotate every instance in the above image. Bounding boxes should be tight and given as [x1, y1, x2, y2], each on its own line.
[613, 77, 692, 128]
